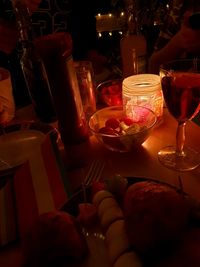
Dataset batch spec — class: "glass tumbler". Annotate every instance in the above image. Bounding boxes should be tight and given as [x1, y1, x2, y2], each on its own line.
[74, 61, 96, 121]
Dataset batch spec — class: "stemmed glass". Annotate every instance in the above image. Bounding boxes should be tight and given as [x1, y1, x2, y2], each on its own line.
[158, 59, 200, 171]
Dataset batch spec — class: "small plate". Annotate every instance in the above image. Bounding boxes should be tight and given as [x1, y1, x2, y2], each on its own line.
[62, 177, 200, 267]
[0, 121, 58, 174]
[62, 176, 187, 216]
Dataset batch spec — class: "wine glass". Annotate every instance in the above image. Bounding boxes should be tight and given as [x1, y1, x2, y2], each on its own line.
[158, 59, 200, 171]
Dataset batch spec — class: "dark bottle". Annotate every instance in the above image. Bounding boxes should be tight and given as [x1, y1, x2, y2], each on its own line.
[12, 0, 57, 123]
[35, 33, 89, 146]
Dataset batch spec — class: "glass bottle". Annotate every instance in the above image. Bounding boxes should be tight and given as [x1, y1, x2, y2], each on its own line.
[120, 0, 147, 78]
[35, 33, 89, 147]
[12, 0, 57, 123]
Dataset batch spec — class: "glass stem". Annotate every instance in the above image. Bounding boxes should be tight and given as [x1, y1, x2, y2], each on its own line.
[176, 121, 186, 157]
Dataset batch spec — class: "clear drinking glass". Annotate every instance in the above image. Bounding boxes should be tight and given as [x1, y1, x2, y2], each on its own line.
[158, 59, 200, 171]
[74, 61, 96, 122]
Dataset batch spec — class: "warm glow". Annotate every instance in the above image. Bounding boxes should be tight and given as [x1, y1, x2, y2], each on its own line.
[98, 32, 102, 37]
[122, 74, 164, 120]
[120, 12, 124, 16]
[142, 139, 151, 149]
[97, 13, 101, 17]
[109, 32, 112, 36]
[109, 13, 112, 17]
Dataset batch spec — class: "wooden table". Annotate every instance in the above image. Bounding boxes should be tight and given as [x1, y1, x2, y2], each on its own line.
[65, 107, 200, 201]
[0, 105, 200, 266]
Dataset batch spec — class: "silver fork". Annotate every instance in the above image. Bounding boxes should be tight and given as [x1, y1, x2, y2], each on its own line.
[83, 159, 105, 187]
[81, 159, 105, 203]
[61, 159, 105, 210]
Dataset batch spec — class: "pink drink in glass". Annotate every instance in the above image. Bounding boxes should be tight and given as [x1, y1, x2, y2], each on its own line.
[161, 72, 200, 122]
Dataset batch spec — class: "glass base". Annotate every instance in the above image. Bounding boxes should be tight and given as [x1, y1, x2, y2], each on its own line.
[158, 146, 200, 171]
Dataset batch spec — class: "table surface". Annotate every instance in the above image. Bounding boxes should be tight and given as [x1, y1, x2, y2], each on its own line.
[0, 105, 200, 266]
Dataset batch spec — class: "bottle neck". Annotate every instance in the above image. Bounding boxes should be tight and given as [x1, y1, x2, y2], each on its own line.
[12, 1, 34, 43]
[127, 12, 138, 35]
[125, 0, 139, 35]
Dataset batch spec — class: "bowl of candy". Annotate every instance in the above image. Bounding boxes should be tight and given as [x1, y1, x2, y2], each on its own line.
[96, 79, 122, 107]
[89, 105, 157, 152]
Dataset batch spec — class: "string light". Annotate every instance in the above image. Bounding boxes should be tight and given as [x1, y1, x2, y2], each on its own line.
[96, 11, 126, 37]
[97, 30, 125, 38]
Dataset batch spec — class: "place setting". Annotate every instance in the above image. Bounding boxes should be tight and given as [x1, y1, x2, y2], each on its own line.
[46, 59, 200, 267]
[1, 1, 200, 266]
[0, 53, 200, 267]
[13, 57, 200, 267]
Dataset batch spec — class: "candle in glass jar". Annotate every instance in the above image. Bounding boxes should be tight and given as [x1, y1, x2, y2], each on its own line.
[122, 74, 163, 122]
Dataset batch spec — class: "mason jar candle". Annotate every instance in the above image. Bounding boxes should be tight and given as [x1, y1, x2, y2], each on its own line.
[122, 74, 163, 122]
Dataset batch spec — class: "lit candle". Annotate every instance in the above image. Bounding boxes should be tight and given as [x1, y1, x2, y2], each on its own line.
[122, 74, 163, 122]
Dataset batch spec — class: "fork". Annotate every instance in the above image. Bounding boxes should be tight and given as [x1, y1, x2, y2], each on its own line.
[81, 159, 105, 203]
[60, 159, 105, 211]
[83, 159, 105, 187]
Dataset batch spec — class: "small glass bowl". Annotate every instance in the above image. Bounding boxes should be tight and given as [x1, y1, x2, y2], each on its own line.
[96, 79, 122, 107]
[89, 105, 157, 152]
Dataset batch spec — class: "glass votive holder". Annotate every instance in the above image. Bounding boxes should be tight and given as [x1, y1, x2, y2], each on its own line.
[96, 79, 123, 107]
[122, 74, 163, 122]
